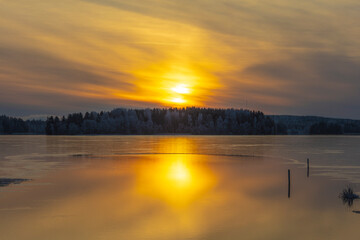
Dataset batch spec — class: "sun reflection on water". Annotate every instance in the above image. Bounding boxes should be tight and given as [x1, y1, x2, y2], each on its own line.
[167, 161, 191, 186]
[134, 138, 215, 208]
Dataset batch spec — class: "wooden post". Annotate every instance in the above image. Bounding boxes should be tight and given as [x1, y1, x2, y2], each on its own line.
[307, 158, 310, 178]
[288, 169, 291, 198]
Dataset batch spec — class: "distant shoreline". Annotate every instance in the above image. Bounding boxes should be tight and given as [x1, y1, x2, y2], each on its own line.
[2, 107, 360, 135]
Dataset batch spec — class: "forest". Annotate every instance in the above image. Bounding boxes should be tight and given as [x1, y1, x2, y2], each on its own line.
[44, 108, 275, 135]
[0, 115, 45, 134]
[1, 108, 360, 135]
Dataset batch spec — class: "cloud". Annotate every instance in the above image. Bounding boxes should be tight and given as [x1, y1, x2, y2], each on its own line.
[81, 0, 360, 51]
[0, 47, 133, 88]
[1, 0, 360, 118]
[214, 52, 360, 118]
[242, 52, 360, 98]
[0, 47, 139, 116]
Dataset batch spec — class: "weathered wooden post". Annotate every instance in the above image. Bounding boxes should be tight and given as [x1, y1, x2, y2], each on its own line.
[307, 158, 310, 178]
[288, 169, 291, 198]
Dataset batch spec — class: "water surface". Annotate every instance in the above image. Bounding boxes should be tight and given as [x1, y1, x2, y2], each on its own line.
[0, 136, 359, 240]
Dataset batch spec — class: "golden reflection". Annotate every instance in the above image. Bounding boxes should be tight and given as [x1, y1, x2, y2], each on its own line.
[167, 161, 190, 185]
[135, 154, 215, 208]
[153, 136, 197, 153]
[134, 137, 215, 207]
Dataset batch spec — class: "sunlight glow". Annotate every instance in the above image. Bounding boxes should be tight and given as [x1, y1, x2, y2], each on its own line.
[171, 84, 190, 94]
[135, 138, 216, 208]
[132, 63, 220, 107]
[171, 97, 186, 104]
[167, 161, 191, 186]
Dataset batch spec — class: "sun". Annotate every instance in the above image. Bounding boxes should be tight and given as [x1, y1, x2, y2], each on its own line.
[170, 97, 186, 104]
[171, 84, 190, 94]
[169, 84, 191, 104]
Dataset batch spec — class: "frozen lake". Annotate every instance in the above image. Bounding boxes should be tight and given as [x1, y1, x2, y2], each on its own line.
[0, 136, 360, 239]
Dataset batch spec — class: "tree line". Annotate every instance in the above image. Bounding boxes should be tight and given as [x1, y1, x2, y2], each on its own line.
[0, 115, 45, 134]
[271, 115, 360, 135]
[2, 108, 360, 135]
[45, 107, 275, 135]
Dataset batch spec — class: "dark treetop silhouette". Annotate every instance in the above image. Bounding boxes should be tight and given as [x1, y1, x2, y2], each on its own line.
[1, 107, 360, 135]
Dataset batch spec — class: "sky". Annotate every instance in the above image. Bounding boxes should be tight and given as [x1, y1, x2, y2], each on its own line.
[1, 0, 360, 119]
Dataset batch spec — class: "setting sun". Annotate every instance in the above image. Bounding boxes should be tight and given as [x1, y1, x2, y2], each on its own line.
[129, 60, 221, 107]
[171, 97, 186, 104]
[171, 84, 190, 94]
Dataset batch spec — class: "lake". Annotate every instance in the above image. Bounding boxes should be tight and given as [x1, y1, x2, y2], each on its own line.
[0, 136, 360, 240]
